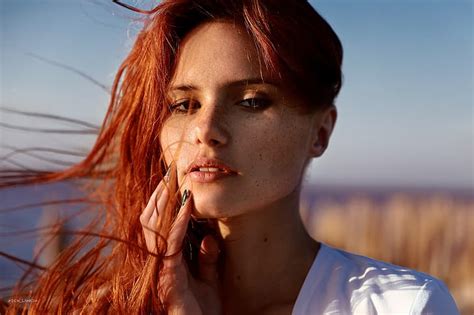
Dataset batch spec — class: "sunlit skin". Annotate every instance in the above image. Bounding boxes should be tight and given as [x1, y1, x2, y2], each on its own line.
[142, 21, 337, 314]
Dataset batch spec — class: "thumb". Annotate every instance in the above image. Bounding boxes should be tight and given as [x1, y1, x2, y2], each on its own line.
[198, 234, 221, 288]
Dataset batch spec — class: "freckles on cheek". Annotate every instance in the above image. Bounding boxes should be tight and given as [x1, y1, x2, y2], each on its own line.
[159, 129, 176, 164]
[252, 152, 265, 188]
[263, 123, 305, 177]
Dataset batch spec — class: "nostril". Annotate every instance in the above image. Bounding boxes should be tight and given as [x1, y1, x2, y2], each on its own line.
[193, 116, 229, 146]
[209, 139, 220, 146]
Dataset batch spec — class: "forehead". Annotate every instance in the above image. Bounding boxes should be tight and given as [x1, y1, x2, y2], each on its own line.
[170, 21, 268, 89]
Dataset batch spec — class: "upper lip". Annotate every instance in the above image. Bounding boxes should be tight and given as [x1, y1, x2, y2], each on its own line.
[186, 157, 238, 174]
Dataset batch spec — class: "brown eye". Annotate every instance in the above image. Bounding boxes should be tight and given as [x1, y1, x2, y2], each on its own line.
[169, 100, 200, 114]
[239, 98, 272, 110]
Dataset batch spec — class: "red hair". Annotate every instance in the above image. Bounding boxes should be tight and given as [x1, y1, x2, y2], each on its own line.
[1, 0, 342, 313]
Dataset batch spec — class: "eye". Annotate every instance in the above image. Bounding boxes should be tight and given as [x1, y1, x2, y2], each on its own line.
[168, 100, 200, 114]
[238, 98, 272, 110]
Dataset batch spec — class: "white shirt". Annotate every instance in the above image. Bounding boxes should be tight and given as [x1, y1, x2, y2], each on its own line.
[292, 243, 460, 315]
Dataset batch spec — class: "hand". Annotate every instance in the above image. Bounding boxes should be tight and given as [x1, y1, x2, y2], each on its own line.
[140, 178, 222, 315]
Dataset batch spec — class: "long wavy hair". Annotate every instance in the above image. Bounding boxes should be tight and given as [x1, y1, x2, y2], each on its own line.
[1, 0, 342, 313]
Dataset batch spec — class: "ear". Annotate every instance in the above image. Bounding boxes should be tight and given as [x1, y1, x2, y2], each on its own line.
[309, 105, 337, 158]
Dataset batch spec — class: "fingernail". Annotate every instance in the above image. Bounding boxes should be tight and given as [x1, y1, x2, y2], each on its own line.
[164, 167, 171, 181]
[181, 189, 190, 206]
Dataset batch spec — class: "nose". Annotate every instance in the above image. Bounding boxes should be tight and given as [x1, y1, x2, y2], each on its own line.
[191, 103, 230, 147]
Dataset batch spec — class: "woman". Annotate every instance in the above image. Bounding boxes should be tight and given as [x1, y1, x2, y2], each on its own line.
[2, 0, 459, 314]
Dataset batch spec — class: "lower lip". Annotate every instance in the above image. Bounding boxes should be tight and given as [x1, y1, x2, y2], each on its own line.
[189, 171, 236, 183]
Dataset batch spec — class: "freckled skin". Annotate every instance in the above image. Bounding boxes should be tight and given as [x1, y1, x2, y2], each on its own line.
[159, 21, 328, 219]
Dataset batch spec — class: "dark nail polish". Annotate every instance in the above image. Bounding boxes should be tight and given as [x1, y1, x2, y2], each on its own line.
[181, 189, 190, 206]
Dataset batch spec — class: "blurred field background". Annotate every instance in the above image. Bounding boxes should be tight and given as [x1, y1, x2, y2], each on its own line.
[301, 186, 474, 315]
[2, 184, 472, 313]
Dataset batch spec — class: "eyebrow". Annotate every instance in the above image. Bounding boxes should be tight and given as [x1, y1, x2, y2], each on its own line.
[169, 78, 279, 92]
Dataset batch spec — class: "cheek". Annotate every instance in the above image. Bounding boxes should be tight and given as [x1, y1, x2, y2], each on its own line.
[238, 118, 310, 201]
[159, 124, 184, 165]
[160, 122, 198, 189]
[159, 129, 173, 165]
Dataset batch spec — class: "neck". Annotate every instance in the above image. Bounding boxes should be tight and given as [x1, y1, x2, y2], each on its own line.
[215, 188, 320, 314]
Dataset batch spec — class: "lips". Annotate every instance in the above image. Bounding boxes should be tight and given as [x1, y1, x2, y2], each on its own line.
[186, 157, 238, 182]
[192, 167, 227, 172]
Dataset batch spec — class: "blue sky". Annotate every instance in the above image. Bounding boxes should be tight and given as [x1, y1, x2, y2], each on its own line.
[1, 0, 472, 189]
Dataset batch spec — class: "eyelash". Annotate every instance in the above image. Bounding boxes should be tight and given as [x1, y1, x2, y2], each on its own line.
[239, 98, 272, 110]
[168, 100, 199, 114]
[168, 98, 271, 114]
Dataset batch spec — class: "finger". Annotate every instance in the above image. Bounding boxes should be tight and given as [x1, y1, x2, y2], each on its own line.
[142, 182, 170, 254]
[198, 234, 220, 288]
[148, 184, 170, 228]
[140, 180, 166, 224]
[165, 190, 192, 264]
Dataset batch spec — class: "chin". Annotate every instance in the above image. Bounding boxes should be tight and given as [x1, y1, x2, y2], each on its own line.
[192, 201, 226, 219]
[191, 193, 235, 219]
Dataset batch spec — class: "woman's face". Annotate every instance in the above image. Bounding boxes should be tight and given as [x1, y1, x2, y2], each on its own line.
[160, 21, 330, 218]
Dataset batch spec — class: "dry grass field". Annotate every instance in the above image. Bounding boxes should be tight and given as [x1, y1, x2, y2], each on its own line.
[3, 184, 472, 313]
[301, 191, 474, 314]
